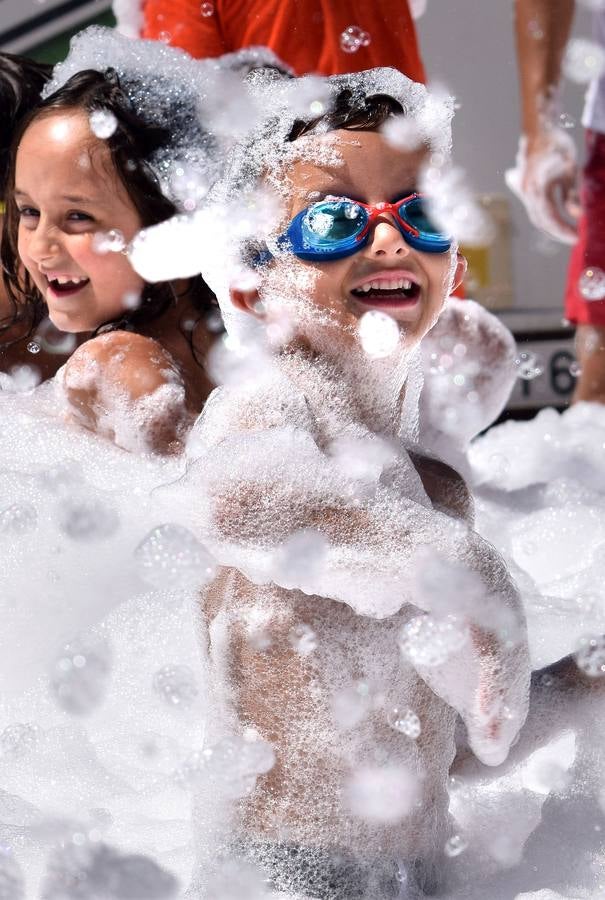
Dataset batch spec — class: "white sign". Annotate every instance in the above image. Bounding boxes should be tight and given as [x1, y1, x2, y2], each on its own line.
[508, 337, 577, 411]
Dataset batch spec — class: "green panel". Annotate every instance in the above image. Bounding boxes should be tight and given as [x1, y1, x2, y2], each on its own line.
[29, 11, 116, 65]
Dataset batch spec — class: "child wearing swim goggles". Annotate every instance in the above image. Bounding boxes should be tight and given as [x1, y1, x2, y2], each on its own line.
[193, 68, 529, 900]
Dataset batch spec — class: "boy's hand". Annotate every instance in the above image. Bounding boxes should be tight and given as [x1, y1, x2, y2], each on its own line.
[506, 129, 580, 245]
[420, 298, 517, 460]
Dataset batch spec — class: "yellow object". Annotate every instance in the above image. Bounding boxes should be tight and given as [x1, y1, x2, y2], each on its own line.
[460, 194, 514, 309]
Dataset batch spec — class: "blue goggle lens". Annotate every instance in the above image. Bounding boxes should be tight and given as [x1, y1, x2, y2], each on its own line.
[399, 196, 437, 236]
[283, 197, 450, 261]
[305, 201, 365, 241]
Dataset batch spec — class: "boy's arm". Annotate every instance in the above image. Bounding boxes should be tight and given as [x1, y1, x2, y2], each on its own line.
[190, 390, 530, 763]
[419, 298, 517, 469]
[407, 535, 530, 767]
[508, 0, 578, 243]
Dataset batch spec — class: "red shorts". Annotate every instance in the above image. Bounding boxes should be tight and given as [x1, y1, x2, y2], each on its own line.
[565, 129, 605, 326]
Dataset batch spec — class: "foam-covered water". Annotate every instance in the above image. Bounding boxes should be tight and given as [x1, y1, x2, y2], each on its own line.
[4, 27, 605, 899]
[4, 358, 605, 897]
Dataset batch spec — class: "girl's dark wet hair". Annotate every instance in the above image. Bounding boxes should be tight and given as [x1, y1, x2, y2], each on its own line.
[0, 53, 53, 197]
[0, 67, 216, 346]
[288, 89, 405, 142]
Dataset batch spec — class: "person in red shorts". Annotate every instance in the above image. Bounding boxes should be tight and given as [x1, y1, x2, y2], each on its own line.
[140, 0, 425, 82]
[510, 0, 605, 404]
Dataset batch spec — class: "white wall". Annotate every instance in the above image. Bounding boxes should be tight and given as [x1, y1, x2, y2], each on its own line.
[417, 0, 591, 314]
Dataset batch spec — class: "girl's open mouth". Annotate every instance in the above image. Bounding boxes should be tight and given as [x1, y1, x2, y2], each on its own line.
[46, 276, 90, 297]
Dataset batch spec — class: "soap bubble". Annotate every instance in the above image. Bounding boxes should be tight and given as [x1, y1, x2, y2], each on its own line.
[0, 503, 37, 535]
[345, 765, 419, 822]
[58, 498, 120, 541]
[92, 229, 126, 255]
[175, 735, 275, 798]
[288, 623, 318, 655]
[382, 116, 423, 152]
[399, 614, 469, 667]
[358, 310, 401, 359]
[340, 25, 371, 54]
[444, 834, 468, 857]
[387, 707, 421, 739]
[332, 680, 373, 730]
[200, 1, 214, 13]
[527, 18, 544, 40]
[122, 290, 141, 311]
[489, 452, 510, 477]
[514, 350, 544, 381]
[89, 108, 118, 139]
[574, 634, 605, 677]
[38, 459, 84, 495]
[272, 528, 329, 591]
[27, 341, 40, 354]
[1, 364, 41, 392]
[50, 636, 112, 715]
[0, 722, 40, 757]
[422, 162, 495, 246]
[579, 267, 605, 300]
[135, 523, 217, 590]
[33, 317, 77, 355]
[205, 858, 268, 900]
[563, 38, 605, 84]
[409, 0, 427, 18]
[153, 664, 199, 707]
[41, 841, 179, 900]
[167, 163, 208, 211]
[0, 847, 25, 900]
[559, 112, 576, 129]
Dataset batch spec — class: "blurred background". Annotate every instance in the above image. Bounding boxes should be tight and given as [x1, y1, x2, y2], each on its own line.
[0, 0, 595, 416]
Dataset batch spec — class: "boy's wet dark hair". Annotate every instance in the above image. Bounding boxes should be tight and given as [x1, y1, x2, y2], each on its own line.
[0, 53, 52, 198]
[288, 89, 405, 141]
[1, 68, 216, 345]
[241, 87, 407, 268]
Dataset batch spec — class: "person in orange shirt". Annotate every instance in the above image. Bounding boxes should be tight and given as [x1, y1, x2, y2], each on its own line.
[141, 0, 425, 82]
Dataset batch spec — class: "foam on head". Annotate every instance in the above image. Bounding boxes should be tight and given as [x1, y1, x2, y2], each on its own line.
[200, 67, 454, 338]
[44, 27, 284, 212]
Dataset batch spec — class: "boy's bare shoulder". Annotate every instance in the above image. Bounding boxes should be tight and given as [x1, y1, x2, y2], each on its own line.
[409, 450, 475, 525]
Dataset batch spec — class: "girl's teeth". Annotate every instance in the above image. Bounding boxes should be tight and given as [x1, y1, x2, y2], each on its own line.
[54, 276, 86, 285]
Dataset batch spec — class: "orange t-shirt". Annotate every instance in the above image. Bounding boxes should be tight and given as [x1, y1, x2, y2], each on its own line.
[142, 0, 425, 82]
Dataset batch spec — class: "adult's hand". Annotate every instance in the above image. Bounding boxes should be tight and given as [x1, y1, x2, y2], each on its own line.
[506, 127, 580, 244]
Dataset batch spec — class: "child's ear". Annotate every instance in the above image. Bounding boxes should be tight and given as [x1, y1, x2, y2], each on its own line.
[452, 252, 468, 293]
[229, 286, 263, 317]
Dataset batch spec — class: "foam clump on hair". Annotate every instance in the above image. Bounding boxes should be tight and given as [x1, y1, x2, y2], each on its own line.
[220, 65, 453, 203]
[45, 27, 280, 211]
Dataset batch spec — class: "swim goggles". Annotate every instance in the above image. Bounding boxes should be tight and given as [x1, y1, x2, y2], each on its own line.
[272, 193, 452, 262]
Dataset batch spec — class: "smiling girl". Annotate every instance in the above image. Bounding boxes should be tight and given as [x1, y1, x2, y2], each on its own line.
[1, 68, 217, 454]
